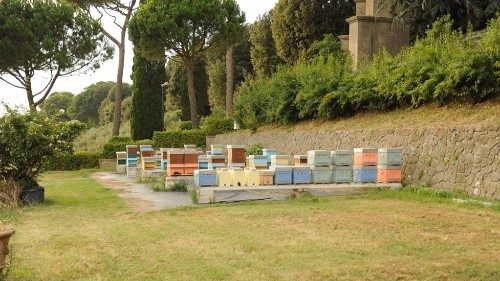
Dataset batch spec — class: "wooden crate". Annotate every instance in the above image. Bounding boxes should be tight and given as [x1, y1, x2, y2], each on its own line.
[353, 148, 378, 166]
[377, 165, 402, 183]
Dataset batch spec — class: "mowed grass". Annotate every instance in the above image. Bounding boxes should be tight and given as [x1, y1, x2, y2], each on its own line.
[1, 171, 499, 280]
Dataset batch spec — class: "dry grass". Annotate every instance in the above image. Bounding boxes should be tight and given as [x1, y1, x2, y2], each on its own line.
[0, 181, 22, 208]
[2, 171, 499, 280]
[262, 101, 500, 133]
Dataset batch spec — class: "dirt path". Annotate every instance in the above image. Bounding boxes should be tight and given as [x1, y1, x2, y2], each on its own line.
[91, 172, 194, 212]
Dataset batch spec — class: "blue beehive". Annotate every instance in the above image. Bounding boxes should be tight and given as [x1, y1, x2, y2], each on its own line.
[293, 166, 311, 184]
[353, 166, 377, 183]
[271, 166, 293, 185]
[194, 170, 217, 187]
[248, 155, 269, 169]
[331, 150, 353, 166]
[332, 166, 352, 183]
[198, 155, 208, 169]
[262, 149, 278, 166]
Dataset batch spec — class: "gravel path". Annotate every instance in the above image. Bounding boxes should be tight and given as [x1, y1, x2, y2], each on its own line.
[92, 172, 194, 211]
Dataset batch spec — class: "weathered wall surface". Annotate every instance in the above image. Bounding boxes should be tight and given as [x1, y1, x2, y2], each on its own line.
[212, 125, 500, 199]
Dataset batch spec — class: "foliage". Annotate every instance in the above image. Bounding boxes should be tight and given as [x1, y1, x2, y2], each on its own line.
[0, 0, 113, 109]
[131, 50, 166, 140]
[43, 152, 101, 171]
[0, 108, 85, 190]
[249, 11, 283, 78]
[167, 181, 189, 192]
[271, 0, 354, 63]
[236, 16, 500, 128]
[40, 92, 74, 121]
[102, 136, 133, 159]
[245, 143, 263, 156]
[129, 0, 245, 127]
[391, 0, 500, 40]
[98, 83, 132, 125]
[0, 180, 22, 207]
[164, 57, 210, 124]
[200, 109, 234, 136]
[69, 81, 116, 126]
[152, 130, 206, 148]
[73, 121, 130, 153]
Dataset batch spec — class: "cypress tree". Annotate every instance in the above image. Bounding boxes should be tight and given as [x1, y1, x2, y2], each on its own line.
[130, 50, 166, 140]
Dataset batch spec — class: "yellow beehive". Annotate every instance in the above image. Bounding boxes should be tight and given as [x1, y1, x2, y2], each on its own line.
[244, 169, 260, 186]
[141, 157, 156, 170]
[230, 169, 246, 187]
[217, 169, 232, 187]
[271, 155, 291, 167]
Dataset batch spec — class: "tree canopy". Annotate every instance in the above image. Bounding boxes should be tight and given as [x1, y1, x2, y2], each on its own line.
[249, 11, 283, 78]
[40, 91, 74, 121]
[129, 0, 245, 127]
[68, 81, 116, 126]
[0, 0, 113, 110]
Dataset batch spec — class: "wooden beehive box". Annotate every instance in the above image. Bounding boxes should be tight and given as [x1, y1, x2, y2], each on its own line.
[294, 155, 308, 167]
[116, 152, 127, 166]
[248, 155, 269, 169]
[194, 169, 217, 187]
[210, 144, 225, 156]
[141, 149, 154, 158]
[332, 166, 352, 183]
[141, 157, 156, 170]
[168, 149, 185, 167]
[331, 150, 353, 166]
[378, 148, 403, 166]
[198, 155, 208, 169]
[217, 169, 232, 187]
[245, 169, 260, 186]
[311, 167, 332, 184]
[353, 148, 378, 166]
[307, 150, 331, 167]
[293, 166, 311, 184]
[259, 170, 275, 186]
[227, 145, 246, 165]
[270, 166, 293, 185]
[353, 166, 377, 183]
[377, 165, 402, 183]
[208, 155, 227, 169]
[230, 169, 246, 187]
[184, 150, 200, 165]
[126, 145, 139, 157]
[271, 155, 291, 167]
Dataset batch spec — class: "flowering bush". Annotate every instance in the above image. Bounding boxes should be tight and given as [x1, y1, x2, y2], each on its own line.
[0, 108, 85, 190]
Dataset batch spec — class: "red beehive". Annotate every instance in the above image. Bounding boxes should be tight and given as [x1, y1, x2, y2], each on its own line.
[141, 150, 154, 158]
[353, 148, 378, 166]
[168, 150, 185, 167]
[126, 145, 138, 156]
[377, 166, 402, 183]
[227, 145, 246, 165]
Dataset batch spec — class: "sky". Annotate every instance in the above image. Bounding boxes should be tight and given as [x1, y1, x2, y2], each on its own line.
[0, 0, 277, 114]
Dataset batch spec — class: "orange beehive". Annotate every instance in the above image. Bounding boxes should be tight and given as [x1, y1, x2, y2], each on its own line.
[126, 146, 138, 155]
[353, 148, 378, 166]
[377, 166, 402, 183]
[227, 145, 246, 165]
[168, 150, 185, 167]
[167, 166, 185, 177]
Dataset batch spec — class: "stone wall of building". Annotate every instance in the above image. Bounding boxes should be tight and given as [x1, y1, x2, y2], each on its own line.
[212, 125, 500, 198]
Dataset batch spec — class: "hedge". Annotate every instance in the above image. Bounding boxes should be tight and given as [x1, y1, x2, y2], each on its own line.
[152, 129, 206, 148]
[102, 136, 133, 158]
[44, 152, 101, 171]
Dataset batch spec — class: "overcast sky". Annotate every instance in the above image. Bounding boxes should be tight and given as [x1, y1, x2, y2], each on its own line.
[0, 0, 277, 114]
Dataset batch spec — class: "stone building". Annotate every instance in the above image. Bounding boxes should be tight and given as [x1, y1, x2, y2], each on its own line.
[339, 0, 410, 67]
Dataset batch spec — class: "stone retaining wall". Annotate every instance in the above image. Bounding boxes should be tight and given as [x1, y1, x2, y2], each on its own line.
[212, 125, 499, 198]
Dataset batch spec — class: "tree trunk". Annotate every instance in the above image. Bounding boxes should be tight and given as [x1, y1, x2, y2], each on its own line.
[112, 45, 125, 136]
[186, 58, 200, 128]
[225, 45, 234, 117]
[24, 68, 35, 112]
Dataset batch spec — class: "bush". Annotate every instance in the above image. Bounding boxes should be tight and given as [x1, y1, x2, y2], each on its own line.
[168, 181, 188, 192]
[0, 108, 85, 190]
[43, 152, 101, 171]
[136, 139, 154, 146]
[200, 109, 234, 136]
[152, 130, 206, 148]
[102, 136, 133, 158]
[245, 143, 263, 156]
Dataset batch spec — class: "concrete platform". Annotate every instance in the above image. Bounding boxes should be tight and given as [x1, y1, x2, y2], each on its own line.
[197, 183, 401, 204]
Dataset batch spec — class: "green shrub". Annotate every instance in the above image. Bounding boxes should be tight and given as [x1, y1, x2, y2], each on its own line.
[136, 139, 154, 146]
[245, 143, 263, 156]
[102, 136, 133, 159]
[152, 129, 206, 148]
[44, 152, 101, 171]
[200, 109, 234, 136]
[168, 181, 188, 192]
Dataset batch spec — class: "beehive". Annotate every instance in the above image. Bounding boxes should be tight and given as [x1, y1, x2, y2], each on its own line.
[184, 150, 200, 175]
[332, 166, 352, 183]
[160, 148, 170, 170]
[194, 170, 217, 187]
[259, 170, 275, 186]
[248, 155, 269, 169]
[311, 167, 332, 184]
[198, 155, 208, 169]
[167, 150, 185, 167]
[244, 169, 260, 186]
[207, 155, 227, 169]
[141, 157, 156, 170]
[293, 166, 311, 184]
[331, 150, 353, 166]
[377, 165, 402, 183]
[126, 145, 139, 167]
[126, 166, 137, 178]
[271, 155, 291, 167]
[294, 155, 308, 167]
[227, 145, 246, 167]
[210, 144, 225, 156]
[230, 169, 246, 187]
[217, 169, 232, 187]
[353, 148, 378, 166]
[116, 151, 127, 166]
[353, 166, 377, 183]
[307, 150, 331, 167]
[262, 149, 278, 166]
[378, 148, 403, 166]
[271, 166, 293, 185]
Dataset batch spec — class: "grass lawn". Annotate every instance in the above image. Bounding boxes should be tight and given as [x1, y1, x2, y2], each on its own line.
[1, 171, 499, 280]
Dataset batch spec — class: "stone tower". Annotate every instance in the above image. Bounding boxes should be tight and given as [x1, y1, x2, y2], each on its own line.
[339, 0, 410, 68]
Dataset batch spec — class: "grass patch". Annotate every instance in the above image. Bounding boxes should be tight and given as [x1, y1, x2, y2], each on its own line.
[4, 171, 500, 280]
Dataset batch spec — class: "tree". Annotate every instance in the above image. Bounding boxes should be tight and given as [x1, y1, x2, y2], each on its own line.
[129, 0, 245, 127]
[69, 81, 116, 126]
[98, 83, 132, 124]
[76, 0, 138, 136]
[130, 50, 166, 140]
[250, 11, 283, 78]
[165, 57, 210, 123]
[271, 0, 355, 64]
[0, 0, 113, 110]
[390, 0, 499, 39]
[40, 92, 74, 121]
